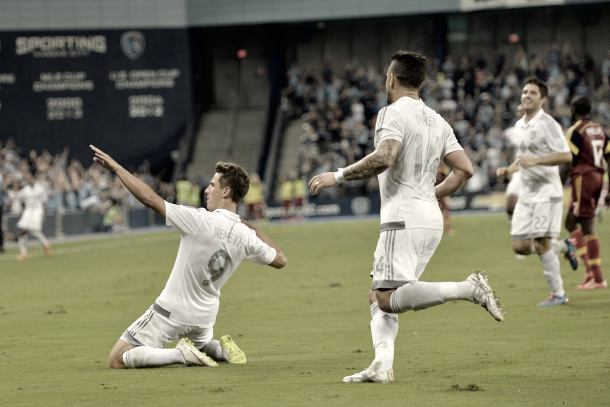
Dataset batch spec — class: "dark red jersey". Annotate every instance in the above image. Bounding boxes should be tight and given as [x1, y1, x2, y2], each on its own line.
[566, 118, 610, 177]
[435, 164, 450, 186]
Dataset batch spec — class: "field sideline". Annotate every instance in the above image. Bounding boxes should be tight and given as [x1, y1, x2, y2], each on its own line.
[1, 212, 608, 406]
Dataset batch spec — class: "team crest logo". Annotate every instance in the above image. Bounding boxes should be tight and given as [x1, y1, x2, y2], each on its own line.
[351, 197, 371, 216]
[120, 31, 145, 60]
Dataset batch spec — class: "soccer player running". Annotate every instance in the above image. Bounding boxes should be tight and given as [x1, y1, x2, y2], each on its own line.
[310, 51, 504, 384]
[559, 96, 610, 290]
[90, 145, 287, 369]
[496, 77, 573, 307]
[16, 171, 51, 260]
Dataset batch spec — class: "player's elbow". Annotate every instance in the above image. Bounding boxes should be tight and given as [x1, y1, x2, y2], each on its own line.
[141, 194, 166, 218]
[270, 252, 288, 269]
[379, 156, 394, 172]
[456, 165, 474, 182]
[464, 166, 474, 180]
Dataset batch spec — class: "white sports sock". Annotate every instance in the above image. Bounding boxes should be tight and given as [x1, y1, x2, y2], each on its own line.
[369, 302, 398, 371]
[18, 233, 28, 254]
[389, 281, 465, 314]
[122, 346, 183, 368]
[30, 230, 49, 247]
[539, 249, 565, 297]
[551, 238, 567, 254]
[202, 340, 223, 361]
[530, 239, 536, 255]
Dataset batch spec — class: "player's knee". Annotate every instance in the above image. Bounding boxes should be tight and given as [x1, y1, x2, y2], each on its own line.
[378, 299, 393, 313]
[108, 351, 126, 369]
[512, 241, 531, 255]
[375, 290, 394, 313]
[513, 247, 529, 255]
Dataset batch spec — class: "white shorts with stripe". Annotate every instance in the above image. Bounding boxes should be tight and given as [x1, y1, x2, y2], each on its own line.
[510, 199, 563, 240]
[371, 222, 443, 290]
[120, 303, 214, 350]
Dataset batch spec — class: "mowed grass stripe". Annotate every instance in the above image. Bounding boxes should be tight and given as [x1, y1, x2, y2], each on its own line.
[0, 231, 177, 262]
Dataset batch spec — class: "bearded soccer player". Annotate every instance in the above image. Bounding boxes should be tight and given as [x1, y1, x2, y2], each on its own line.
[560, 96, 610, 290]
[310, 51, 504, 384]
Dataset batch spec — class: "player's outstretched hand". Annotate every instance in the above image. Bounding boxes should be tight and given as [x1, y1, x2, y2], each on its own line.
[90, 145, 119, 172]
[309, 172, 338, 195]
[496, 167, 508, 179]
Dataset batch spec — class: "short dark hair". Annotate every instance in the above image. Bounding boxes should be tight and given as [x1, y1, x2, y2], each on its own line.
[570, 95, 591, 116]
[523, 76, 548, 99]
[390, 51, 427, 89]
[215, 162, 250, 203]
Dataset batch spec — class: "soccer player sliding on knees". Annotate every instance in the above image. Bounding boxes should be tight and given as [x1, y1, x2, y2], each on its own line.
[90, 145, 287, 369]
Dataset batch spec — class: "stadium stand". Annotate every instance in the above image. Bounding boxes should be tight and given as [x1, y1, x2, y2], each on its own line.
[277, 43, 609, 198]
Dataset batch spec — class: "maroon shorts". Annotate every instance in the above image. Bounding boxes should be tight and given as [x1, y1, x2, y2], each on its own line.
[570, 172, 603, 219]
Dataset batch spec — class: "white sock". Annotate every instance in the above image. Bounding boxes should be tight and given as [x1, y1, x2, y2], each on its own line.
[551, 238, 567, 254]
[530, 239, 536, 255]
[122, 346, 183, 368]
[539, 249, 565, 297]
[18, 233, 28, 255]
[389, 281, 469, 314]
[369, 302, 398, 371]
[30, 230, 49, 247]
[202, 340, 223, 361]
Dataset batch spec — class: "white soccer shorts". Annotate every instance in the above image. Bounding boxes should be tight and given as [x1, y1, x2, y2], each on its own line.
[371, 223, 443, 290]
[120, 304, 214, 349]
[16, 208, 45, 231]
[510, 199, 563, 240]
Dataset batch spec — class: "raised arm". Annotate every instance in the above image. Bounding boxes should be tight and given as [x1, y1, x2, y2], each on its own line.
[90, 145, 166, 218]
[309, 139, 401, 195]
[240, 219, 288, 269]
[435, 150, 474, 200]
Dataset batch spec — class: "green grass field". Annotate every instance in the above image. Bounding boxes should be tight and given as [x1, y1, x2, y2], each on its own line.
[1, 213, 609, 407]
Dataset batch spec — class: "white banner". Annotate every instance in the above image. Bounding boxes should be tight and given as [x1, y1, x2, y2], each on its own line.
[461, 0, 564, 11]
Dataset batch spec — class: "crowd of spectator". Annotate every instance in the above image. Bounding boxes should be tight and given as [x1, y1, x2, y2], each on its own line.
[0, 139, 177, 234]
[280, 43, 610, 197]
[3, 43, 610, 230]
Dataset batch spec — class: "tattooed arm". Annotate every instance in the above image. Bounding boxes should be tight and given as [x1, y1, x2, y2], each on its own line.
[309, 140, 401, 195]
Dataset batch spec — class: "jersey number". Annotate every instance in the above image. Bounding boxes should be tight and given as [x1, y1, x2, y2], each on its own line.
[414, 132, 440, 182]
[591, 139, 605, 168]
[202, 250, 232, 286]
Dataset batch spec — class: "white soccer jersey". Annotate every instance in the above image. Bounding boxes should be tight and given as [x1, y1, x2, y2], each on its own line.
[513, 108, 570, 203]
[16, 181, 47, 231]
[18, 181, 47, 211]
[375, 96, 463, 228]
[156, 202, 277, 326]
